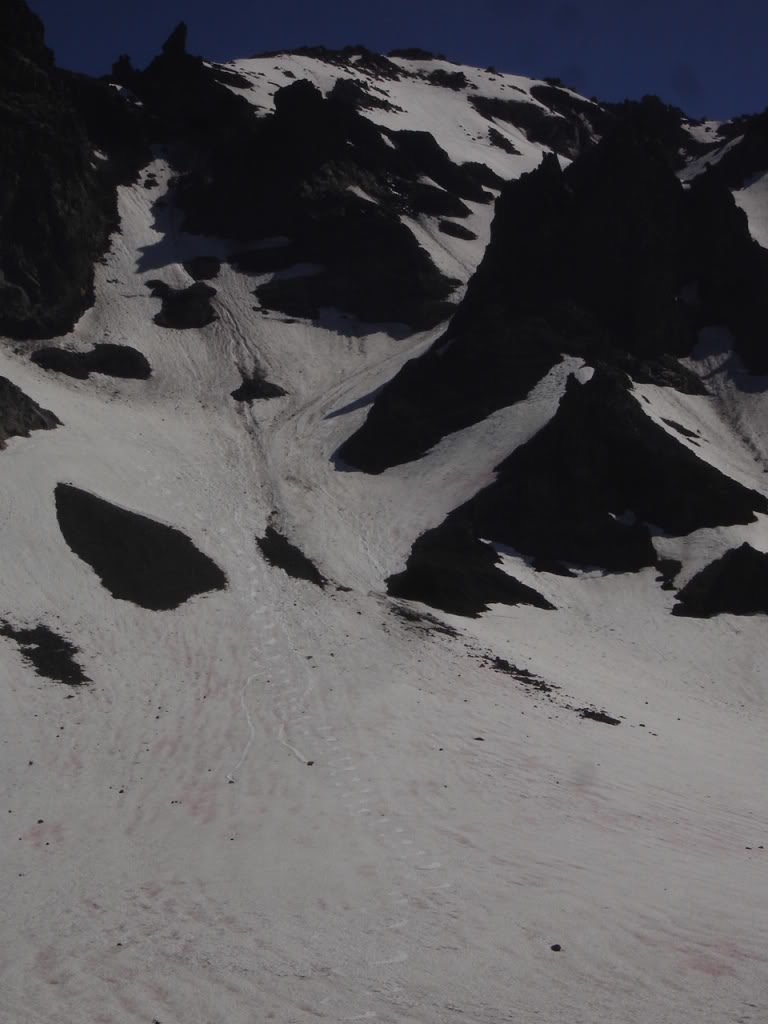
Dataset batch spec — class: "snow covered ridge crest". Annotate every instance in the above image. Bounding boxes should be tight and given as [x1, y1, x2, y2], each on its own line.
[4, 7, 768, 1023]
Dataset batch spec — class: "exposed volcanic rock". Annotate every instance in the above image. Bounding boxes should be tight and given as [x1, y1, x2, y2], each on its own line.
[0, 621, 89, 685]
[147, 280, 217, 329]
[0, 0, 148, 339]
[451, 369, 767, 574]
[55, 483, 227, 610]
[673, 544, 768, 618]
[0, 376, 59, 447]
[257, 527, 327, 587]
[32, 343, 151, 380]
[387, 516, 554, 617]
[342, 119, 768, 470]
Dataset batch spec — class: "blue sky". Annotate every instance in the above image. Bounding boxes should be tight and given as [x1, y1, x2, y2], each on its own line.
[29, 0, 768, 119]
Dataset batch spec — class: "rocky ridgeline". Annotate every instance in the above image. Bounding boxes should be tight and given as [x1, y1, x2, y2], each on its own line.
[0, 0, 148, 339]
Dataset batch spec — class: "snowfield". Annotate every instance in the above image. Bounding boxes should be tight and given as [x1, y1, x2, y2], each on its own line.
[1, 53, 768, 1024]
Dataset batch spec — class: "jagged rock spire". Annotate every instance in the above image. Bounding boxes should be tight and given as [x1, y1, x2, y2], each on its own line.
[162, 21, 188, 58]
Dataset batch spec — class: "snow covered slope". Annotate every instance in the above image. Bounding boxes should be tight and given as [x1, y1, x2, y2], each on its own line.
[3, 12, 768, 1024]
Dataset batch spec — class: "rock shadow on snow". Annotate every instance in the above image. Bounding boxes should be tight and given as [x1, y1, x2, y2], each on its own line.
[55, 483, 227, 610]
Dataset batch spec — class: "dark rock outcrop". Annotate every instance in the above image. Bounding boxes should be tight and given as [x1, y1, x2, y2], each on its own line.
[0, 621, 89, 684]
[256, 527, 327, 587]
[341, 117, 768, 471]
[32, 343, 151, 379]
[387, 516, 554, 617]
[450, 369, 767, 574]
[438, 219, 477, 240]
[231, 366, 286, 401]
[148, 280, 217, 329]
[0, 375, 59, 446]
[145, 71, 469, 329]
[0, 1, 148, 339]
[673, 544, 768, 617]
[55, 483, 227, 609]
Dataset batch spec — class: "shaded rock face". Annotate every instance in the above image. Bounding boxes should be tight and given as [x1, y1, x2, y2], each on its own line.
[469, 94, 587, 158]
[0, 1, 148, 339]
[32, 343, 151, 380]
[256, 527, 327, 587]
[384, 369, 768, 615]
[55, 483, 227, 610]
[387, 517, 554, 617]
[673, 544, 768, 618]
[341, 119, 768, 471]
[0, 620, 88, 684]
[148, 280, 217, 329]
[0, 376, 59, 447]
[451, 369, 767, 574]
[158, 75, 480, 328]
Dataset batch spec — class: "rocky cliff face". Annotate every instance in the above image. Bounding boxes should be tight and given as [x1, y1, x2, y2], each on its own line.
[0, 0, 147, 339]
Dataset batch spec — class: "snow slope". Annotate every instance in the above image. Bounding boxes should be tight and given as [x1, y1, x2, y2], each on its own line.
[1, 55, 768, 1024]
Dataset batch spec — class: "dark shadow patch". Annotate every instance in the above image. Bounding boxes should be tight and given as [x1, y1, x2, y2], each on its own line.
[147, 280, 217, 329]
[231, 366, 286, 402]
[55, 483, 227, 610]
[0, 376, 60, 447]
[0, 621, 89, 685]
[256, 526, 327, 587]
[673, 543, 768, 617]
[438, 220, 477, 241]
[579, 707, 621, 725]
[31, 343, 151, 380]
